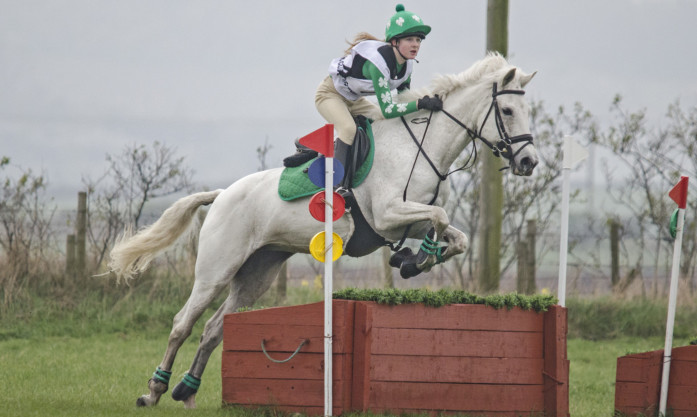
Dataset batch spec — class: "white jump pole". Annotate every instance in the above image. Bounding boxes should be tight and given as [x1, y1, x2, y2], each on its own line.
[323, 153, 334, 417]
[557, 135, 588, 307]
[659, 176, 689, 417]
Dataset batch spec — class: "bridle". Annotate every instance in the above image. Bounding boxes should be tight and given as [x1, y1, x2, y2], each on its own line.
[400, 81, 535, 202]
[445, 82, 534, 162]
[388, 81, 535, 252]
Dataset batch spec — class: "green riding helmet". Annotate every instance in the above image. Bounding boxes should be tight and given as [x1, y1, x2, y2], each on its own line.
[385, 4, 431, 41]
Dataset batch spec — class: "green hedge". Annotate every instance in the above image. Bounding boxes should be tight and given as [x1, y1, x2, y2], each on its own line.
[333, 288, 558, 312]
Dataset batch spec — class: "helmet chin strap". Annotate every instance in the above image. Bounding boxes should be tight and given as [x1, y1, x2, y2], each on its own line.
[392, 41, 419, 63]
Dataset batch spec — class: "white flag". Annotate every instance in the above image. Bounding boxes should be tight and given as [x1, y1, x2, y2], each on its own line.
[563, 135, 589, 169]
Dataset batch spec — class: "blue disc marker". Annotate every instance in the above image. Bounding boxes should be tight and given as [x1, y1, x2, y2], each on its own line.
[308, 157, 344, 188]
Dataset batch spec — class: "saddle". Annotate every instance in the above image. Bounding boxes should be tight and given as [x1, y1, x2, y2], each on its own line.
[278, 116, 374, 201]
[277, 117, 389, 257]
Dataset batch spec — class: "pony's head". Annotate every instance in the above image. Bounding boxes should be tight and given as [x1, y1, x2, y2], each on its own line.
[432, 53, 539, 176]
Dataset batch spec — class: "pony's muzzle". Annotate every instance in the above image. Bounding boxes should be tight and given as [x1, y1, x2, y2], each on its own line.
[518, 156, 538, 176]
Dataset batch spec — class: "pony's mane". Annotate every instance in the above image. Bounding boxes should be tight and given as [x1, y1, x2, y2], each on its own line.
[431, 52, 510, 96]
[397, 52, 511, 101]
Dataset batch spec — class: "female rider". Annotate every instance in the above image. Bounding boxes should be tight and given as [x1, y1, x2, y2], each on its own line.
[284, 4, 443, 193]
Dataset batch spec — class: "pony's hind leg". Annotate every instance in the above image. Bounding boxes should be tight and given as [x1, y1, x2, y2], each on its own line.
[171, 249, 293, 408]
[136, 274, 232, 407]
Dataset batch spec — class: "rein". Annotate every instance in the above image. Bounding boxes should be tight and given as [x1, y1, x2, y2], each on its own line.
[400, 82, 534, 202]
[386, 82, 535, 253]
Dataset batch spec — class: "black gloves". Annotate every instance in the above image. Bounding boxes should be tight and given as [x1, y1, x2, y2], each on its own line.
[417, 95, 443, 111]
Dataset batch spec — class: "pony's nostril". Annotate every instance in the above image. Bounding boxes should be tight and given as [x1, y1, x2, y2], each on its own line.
[520, 157, 538, 173]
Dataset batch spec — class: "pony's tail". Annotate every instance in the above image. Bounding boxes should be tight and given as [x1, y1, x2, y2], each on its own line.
[108, 189, 224, 283]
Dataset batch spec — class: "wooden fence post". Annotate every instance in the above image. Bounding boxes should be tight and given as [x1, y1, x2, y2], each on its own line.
[517, 242, 528, 293]
[517, 220, 537, 294]
[66, 234, 76, 275]
[609, 219, 620, 288]
[526, 220, 537, 294]
[76, 191, 87, 276]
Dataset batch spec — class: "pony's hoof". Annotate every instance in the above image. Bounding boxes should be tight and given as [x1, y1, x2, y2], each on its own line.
[399, 262, 422, 279]
[183, 394, 197, 409]
[136, 395, 155, 407]
[389, 247, 413, 268]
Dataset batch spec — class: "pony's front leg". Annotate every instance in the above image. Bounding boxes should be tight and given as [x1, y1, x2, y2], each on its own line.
[135, 368, 171, 407]
[407, 225, 468, 275]
[375, 199, 450, 239]
[374, 200, 451, 277]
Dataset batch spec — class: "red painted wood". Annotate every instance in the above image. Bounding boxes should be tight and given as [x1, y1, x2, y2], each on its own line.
[223, 405, 344, 416]
[221, 351, 351, 380]
[371, 327, 543, 358]
[615, 345, 697, 416]
[370, 355, 545, 384]
[222, 300, 569, 417]
[368, 381, 544, 412]
[224, 300, 352, 325]
[615, 357, 648, 382]
[368, 303, 544, 332]
[223, 300, 355, 353]
[667, 385, 697, 410]
[543, 305, 570, 417]
[669, 358, 697, 386]
[350, 301, 372, 412]
[222, 378, 346, 408]
[615, 382, 650, 408]
[366, 409, 542, 417]
[674, 345, 697, 361]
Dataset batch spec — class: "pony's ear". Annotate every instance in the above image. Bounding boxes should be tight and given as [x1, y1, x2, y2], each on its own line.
[520, 71, 537, 88]
[502, 68, 517, 87]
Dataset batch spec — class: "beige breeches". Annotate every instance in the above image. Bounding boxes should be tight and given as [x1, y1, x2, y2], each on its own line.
[314, 76, 383, 145]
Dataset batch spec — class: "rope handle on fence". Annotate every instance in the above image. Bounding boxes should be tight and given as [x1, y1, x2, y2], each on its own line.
[261, 338, 308, 363]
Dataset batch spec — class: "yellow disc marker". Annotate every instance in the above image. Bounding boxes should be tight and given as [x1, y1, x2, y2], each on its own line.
[309, 232, 343, 262]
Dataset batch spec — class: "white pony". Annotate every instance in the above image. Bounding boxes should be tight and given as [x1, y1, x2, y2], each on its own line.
[109, 53, 538, 408]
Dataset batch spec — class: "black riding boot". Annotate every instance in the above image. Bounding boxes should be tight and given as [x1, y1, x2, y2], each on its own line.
[334, 139, 354, 197]
[283, 139, 318, 168]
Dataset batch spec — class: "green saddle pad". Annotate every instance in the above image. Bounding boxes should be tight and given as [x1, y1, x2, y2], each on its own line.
[278, 123, 375, 201]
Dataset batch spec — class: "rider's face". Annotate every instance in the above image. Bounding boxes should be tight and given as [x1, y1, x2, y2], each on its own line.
[393, 36, 422, 61]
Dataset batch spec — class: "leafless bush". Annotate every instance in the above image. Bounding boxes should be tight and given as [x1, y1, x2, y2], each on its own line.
[0, 157, 59, 311]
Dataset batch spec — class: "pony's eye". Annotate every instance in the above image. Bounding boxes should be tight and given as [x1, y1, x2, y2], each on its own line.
[502, 107, 513, 116]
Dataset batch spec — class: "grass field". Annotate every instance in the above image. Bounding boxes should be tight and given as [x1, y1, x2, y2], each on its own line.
[1, 330, 690, 417]
[3, 288, 697, 417]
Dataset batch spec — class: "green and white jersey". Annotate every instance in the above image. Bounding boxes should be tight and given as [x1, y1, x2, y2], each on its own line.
[329, 40, 419, 119]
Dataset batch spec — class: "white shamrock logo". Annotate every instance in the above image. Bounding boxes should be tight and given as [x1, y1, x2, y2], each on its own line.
[396, 17, 404, 26]
[378, 77, 389, 89]
[380, 92, 392, 104]
[385, 104, 394, 114]
[412, 15, 421, 23]
[397, 103, 408, 113]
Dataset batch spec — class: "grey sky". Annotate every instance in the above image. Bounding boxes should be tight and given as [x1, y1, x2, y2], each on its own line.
[1, 0, 696, 199]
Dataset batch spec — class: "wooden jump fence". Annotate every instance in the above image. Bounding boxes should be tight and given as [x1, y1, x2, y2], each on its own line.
[221, 300, 569, 417]
[615, 344, 697, 417]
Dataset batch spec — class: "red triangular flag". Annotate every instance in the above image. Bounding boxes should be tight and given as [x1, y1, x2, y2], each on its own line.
[669, 176, 689, 209]
[298, 124, 334, 157]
